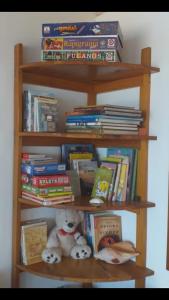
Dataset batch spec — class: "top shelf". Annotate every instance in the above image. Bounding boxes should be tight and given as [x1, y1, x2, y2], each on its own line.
[20, 60, 160, 84]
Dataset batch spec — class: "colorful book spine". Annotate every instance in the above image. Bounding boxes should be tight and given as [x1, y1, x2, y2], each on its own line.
[22, 191, 74, 202]
[31, 174, 71, 188]
[41, 50, 121, 62]
[21, 163, 66, 176]
[22, 184, 72, 196]
[116, 158, 129, 202]
[42, 21, 123, 41]
[41, 36, 122, 51]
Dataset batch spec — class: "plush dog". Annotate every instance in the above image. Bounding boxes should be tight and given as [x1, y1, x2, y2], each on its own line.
[42, 208, 91, 264]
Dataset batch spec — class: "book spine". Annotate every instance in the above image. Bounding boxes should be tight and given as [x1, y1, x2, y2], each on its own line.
[41, 37, 122, 51]
[42, 22, 122, 40]
[22, 184, 72, 196]
[31, 175, 70, 188]
[22, 191, 74, 201]
[21, 163, 66, 176]
[41, 50, 121, 62]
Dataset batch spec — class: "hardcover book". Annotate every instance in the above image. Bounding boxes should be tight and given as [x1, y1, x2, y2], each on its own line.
[21, 162, 66, 176]
[21, 219, 47, 265]
[31, 174, 71, 188]
[91, 167, 113, 201]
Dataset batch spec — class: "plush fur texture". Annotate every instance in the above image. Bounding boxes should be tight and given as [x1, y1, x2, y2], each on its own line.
[42, 208, 91, 264]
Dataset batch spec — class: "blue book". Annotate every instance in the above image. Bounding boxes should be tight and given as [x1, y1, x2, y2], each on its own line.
[42, 21, 123, 43]
[107, 148, 136, 201]
[21, 162, 66, 176]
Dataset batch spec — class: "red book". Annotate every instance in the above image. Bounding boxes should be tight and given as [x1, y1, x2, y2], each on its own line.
[32, 175, 71, 188]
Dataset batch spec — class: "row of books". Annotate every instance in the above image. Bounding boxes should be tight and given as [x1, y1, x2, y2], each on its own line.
[41, 21, 123, 62]
[83, 212, 122, 254]
[91, 148, 138, 202]
[65, 104, 143, 136]
[23, 90, 59, 132]
[21, 153, 75, 206]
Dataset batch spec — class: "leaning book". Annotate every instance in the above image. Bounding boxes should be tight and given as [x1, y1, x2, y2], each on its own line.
[21, 219, 47, 265]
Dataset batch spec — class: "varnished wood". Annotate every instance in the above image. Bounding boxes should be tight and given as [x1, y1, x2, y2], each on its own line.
[135, 47, 151, 288]
[18, 132, 157, 148]
[19, 197, 155, 212]
[12, 44, 159, 288]
[12, 43, 23, 288]
[16, 259, 154, 283]
[93, 76, 142, 93]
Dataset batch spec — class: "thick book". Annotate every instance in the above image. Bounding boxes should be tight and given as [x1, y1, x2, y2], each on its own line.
[42, 21, 123, 42]
[22, 191, 75, 202]
[90, 213, 122, 253]
[41, 50, 121, 62]
[41, 36, 122, 51]
[21, 162, 66, 176]
[21, 219, 47, 265]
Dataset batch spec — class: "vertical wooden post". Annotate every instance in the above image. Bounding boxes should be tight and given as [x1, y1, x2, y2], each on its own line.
[12, 44, 23, 288]
[135, 48, 151, 288]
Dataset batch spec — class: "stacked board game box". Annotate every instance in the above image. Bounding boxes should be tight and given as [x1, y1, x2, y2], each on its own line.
[21, 153, 75, 206]
[41, 21, 123, 62]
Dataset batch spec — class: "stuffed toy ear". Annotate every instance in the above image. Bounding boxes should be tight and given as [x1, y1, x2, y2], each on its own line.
[78, 211, 84, 223]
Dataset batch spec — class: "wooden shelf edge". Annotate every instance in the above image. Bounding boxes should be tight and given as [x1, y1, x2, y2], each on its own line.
[18, 197, 155, 212]
[16, 259, 154, 283]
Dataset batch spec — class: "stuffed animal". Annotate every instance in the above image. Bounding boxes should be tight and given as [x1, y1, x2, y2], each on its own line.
[94, 241, 140, 264]
[42, 208, 91, 264]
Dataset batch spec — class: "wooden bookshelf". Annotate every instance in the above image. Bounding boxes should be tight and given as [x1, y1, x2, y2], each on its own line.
[16, 258, 154, 283]
[12, 44, 160, 288]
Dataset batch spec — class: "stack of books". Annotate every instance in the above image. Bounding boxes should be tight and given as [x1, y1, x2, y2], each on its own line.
[65, 104, 143, 135]
[91, 147, 138, 202]
[83, 212, 122, 253]
[23, 90, 59, 132]
[21, 153, 75, 206]
[41, 21, 123, 62]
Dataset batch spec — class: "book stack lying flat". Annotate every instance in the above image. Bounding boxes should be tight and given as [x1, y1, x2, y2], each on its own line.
[65, 104, 143, 136]
[41, 21, 123, 62]
[23, 90, 59, 132]
[21, 153, 74, 206]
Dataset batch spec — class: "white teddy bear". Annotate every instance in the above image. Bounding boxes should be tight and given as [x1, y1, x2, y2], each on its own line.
[42, 208, 91, 264]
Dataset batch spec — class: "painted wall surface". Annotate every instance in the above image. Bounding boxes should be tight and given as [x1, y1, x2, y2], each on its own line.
[0, 12, 168, 288]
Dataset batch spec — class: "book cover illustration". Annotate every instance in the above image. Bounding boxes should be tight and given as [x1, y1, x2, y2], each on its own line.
[78, 160, 98, 196]
[91, 214, 122, 253]
[91, 167, 113, 200]
[21, 221, 47, 265]
[41, 37, 122, 51]
[42, 21, 123, 43]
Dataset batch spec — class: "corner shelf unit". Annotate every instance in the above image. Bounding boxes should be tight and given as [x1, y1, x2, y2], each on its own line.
[12, 43, 160, 288]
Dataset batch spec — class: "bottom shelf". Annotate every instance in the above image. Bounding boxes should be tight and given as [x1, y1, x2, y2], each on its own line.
[17, 258, 154, 283]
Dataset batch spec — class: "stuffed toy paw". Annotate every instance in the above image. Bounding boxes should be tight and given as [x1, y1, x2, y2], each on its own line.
[42, 247, 62, 264]
[70, 245, 91, 259]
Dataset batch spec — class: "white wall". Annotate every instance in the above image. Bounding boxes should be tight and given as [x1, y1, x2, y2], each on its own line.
[0, 12, 169, 288]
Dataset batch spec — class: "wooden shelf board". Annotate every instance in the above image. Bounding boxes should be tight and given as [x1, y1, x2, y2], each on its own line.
[20, 61, 159, 84]
[19, 197, 155, 212]
[16, 259, 154, 283]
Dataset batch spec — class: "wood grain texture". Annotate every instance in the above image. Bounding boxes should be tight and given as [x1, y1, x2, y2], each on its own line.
[16, 259, 154, 283]
[12, 43, 23, 288]
[135, 47, 151, 288]
[18, 197, 155, 212]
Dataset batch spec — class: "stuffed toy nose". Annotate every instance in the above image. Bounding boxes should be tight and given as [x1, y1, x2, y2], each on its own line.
[68, 223, 74, 228]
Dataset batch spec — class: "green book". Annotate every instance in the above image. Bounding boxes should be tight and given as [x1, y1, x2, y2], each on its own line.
[91, 167, 113, 201]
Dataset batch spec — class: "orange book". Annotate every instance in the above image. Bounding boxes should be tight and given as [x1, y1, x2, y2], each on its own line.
[90, 214, 122, 253]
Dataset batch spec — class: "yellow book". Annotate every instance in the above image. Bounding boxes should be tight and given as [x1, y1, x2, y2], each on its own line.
[69, 153, 93, 160]
[21, 219, 47, 265]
